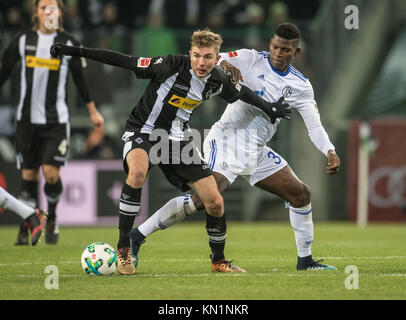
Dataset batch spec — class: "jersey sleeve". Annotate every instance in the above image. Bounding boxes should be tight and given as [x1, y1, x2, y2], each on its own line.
[0, 34, 22, 88]
[76, 46, 180, 83]
[132, 54, 181, 82]
[67, 37, 92, 103]
[215, 65, 241, 102]
[295, 83, 335, 155]
[218, 49, 256, 72]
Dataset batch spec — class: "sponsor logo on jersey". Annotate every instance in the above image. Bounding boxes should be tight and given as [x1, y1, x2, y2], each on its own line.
[257, 74, 265, 81]
[168, 94, 202, 110]
[137, 57, 151, 68]
[154, 57, 164, 64]
[25, 55, 61, 71]
[282, 86, 293, 98]
[255, 87, 265, 97]
[227, 51, 238, 58]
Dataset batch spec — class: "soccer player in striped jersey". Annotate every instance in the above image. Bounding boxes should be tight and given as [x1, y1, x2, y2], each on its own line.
[0, 0, 104, 245]
[51, 29, 291, 275]
[130, 23, 341, 272]
[0, 187, 47, 245]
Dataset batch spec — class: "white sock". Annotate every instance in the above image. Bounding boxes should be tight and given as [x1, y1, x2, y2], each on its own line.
[289, 203, 314, 258]
[138, 194, 197, 237]
[0, 187, 36, 220]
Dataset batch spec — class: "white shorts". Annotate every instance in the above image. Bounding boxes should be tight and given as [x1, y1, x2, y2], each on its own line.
[203, 128, 287, 186]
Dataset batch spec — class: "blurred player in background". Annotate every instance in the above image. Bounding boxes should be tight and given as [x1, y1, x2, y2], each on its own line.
[0, 0, 104, 245]
[50, 28, 291, 275]
[0, 186, 47, 245]
[130, 23, 341, 272]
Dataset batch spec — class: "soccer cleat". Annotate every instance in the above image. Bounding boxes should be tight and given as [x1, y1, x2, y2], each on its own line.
[14, 221, 29, 246]
[210, 255, 246, 273]
[26, 209, 48, 246]
[129, 227, 145, 269]
[296, 255, 337, 271]
[117, 247, 136, 275]
[45, 220, 59, 245]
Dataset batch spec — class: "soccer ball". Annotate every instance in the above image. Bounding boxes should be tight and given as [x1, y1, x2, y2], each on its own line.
[81, 242, 117, 276]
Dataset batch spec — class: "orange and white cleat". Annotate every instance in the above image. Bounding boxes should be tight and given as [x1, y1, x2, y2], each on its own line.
[211, 256, 246, 273]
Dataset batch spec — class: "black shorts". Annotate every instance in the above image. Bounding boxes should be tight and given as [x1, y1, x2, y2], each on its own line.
[122, 130, 212, 192]
[15, 121, 70, 169]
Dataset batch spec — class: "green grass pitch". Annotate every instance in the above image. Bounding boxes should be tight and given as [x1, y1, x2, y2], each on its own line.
[0, 222, 405, 300]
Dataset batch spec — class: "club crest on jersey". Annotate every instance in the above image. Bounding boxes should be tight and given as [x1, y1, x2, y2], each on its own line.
[137, 57, 151, 68]
[220, 161, 229, 170]
[282, 86, 293, 98]
[227, 51, 238, 58]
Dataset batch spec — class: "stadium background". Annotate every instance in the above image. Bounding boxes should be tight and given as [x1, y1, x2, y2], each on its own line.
[0, 0, 405, 226]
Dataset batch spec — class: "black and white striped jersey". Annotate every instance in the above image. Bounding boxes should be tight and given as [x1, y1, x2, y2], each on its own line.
[0, 30, 91, 125]
[126, 55, 241, 140]
[67, 46, 274, 141]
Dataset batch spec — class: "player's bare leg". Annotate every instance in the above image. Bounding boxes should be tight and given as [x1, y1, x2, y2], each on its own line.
[255, 165, 337, 270]
[117, 148, 149, 275]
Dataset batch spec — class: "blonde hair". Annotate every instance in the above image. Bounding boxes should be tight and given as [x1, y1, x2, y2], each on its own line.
[32, 0, 65, 32]
[190, 29, 223, 54]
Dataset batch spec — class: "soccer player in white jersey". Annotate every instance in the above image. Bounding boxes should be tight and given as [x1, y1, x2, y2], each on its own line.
[0, 187, 47, 245]
[130, 23, 340, 272]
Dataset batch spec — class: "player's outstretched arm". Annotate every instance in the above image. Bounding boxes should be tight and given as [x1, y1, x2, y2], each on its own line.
[51, 43, 137, 70]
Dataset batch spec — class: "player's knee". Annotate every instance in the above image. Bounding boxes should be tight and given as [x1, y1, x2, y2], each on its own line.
[127, 167, 147, 188]
[291, 183, 311, 208]
[191, 194, 205, 211]
[204, 194, 224, 217]
[42, 167, 60, 184]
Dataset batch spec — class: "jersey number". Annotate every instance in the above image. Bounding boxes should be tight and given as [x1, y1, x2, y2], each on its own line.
[267, 151, 281, 165]
[58, 139, 68, 156]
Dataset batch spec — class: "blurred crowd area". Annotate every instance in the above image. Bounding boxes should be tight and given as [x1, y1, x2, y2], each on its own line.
[0, 0, 321, 161]
[0, 0, 320, 36]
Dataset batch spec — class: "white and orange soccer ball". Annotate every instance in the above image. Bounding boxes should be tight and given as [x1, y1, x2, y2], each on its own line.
[81, 242, 117, 276]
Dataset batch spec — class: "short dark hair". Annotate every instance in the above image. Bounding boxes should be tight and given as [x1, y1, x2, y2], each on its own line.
[274, 23, 301, 40]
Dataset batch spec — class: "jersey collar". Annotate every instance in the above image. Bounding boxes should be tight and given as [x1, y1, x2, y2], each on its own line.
[268, 59, 291, 77]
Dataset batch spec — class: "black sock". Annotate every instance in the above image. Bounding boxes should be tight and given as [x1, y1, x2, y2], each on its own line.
[205, 212, 226, 262]
[44, 179, 63, 221]
[117, 183, 142, 249]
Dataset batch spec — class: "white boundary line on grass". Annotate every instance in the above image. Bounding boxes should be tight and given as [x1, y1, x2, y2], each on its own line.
[14, 272, 406, 279]
[1, 255, 406, 267]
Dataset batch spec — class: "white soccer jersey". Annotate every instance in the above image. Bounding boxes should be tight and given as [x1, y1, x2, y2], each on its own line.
[213, 49, 335, 155]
